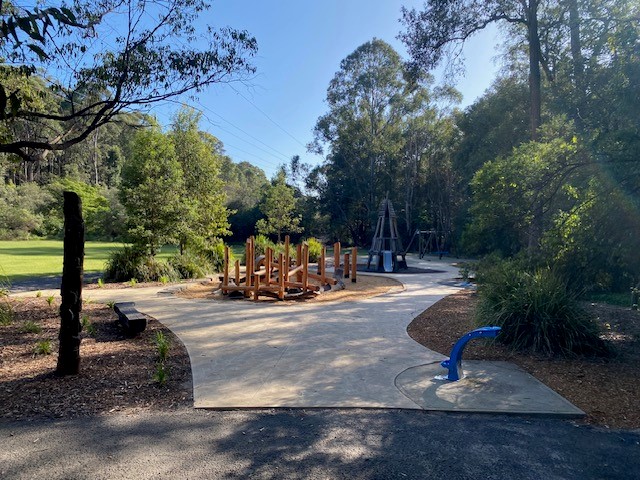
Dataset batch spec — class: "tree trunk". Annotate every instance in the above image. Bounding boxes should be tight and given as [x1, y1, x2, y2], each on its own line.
[56, 191, 85, 376]
[527, 0, 542, 141]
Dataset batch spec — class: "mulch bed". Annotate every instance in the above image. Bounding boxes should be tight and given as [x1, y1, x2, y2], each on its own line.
[0, 296, 192, 420]
[408, 290, 640, 429]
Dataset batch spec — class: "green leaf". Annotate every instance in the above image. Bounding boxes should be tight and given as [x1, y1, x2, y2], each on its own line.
[27, 43, 48, 60]
[9, 92, 21, 116]
[0, 86, 6, 120]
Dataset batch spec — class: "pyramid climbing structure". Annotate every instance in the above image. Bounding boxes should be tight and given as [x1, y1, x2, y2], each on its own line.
[366, 197, 407, 272]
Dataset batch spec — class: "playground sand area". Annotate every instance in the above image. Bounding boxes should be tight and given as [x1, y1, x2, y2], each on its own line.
[175, 273, 403, 303]
[409, 290, 640, 430]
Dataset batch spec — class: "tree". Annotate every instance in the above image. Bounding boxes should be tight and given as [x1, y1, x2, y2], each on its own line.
[255, 171, 303, 242]
[0, 0, 257, 162]
[119, 127, 186, 255]
[170, 108, 230, 252]
[400, 0, 546, 140]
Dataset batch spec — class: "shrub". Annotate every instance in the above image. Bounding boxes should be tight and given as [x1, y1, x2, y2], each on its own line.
[0, 302, 12, 325]
[253, 234, 277, 257]
[192, 238, 227, 273]
[168, 252, 208, 279]
[22, 321, 42, 334]
[34, 340, 52, 355]
[104, 245, 146, 282]
[104, 246, 178, 282]
[137, 257, 179, 282]
[305, 237, 323, 263]
[476, 260, 606, 356]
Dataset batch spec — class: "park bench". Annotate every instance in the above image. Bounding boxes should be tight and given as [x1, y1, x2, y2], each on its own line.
[440, 326, 501, 381]
[113, 302, 147, 335]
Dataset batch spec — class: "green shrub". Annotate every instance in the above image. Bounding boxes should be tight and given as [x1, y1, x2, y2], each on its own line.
[168, 252, 208, 279]
[253, 234, 276, 257]
[153, 363, 168, 385]
[476, 260, 606, 356]
[137, 257, 179, 282]
[46, 295, 55, 307]
[305, 237, 323, 263]
[104, 246, 179, 282]
[154, 331, 170, 362]
[0, 302, 12, 325]
[22, 321, 42, 334]
[34, 340, 52, 355]
[196, 238, 228, 273]
[104, 245, 146, 282]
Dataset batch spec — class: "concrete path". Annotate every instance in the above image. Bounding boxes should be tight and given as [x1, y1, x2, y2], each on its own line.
[15, 255, 583, 415]
[79, 255, 460, 409]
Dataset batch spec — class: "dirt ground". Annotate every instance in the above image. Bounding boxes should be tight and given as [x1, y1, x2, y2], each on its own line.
[408, 290, 640, 429]
[0, 296, 192, 420]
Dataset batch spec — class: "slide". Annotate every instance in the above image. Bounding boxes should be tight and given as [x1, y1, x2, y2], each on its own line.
[382, 250, 393, 273]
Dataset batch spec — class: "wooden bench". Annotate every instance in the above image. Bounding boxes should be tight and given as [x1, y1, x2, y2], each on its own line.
[113, 302, 147, 335]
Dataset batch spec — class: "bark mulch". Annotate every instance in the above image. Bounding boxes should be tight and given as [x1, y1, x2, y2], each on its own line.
[0, 296, 192, 420]
[408, 290, 640, 430]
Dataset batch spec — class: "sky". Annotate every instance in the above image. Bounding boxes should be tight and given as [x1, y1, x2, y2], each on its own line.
[156, 0, 504, 178]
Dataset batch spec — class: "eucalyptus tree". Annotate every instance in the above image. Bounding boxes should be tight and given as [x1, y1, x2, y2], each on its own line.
[0, 0, 257, 162]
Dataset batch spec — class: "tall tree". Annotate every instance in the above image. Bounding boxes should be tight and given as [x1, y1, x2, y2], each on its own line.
[400, 0, 545, 140]
[0, 0, 257, 162]
[170, 108, 230, 252]
[119, 127, 186, 255]
[255, 171, 303, 242]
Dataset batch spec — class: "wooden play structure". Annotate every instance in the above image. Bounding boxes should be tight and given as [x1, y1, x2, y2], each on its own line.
[221, 236, 358, 301]
[367, 197, 407, 272]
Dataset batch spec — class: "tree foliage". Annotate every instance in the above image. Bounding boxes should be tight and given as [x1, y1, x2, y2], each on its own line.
[0, 0, 257, 162]
[256, 171, 303, 242]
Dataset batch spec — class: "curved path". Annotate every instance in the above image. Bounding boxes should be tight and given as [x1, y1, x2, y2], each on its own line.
[74, 255, 461, 409]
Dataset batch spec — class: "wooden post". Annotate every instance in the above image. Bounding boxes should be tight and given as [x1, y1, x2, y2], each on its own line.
[334, 242, 341, 273]
[284, 236, 290, 284]
[222, 246, 229, 293]
[296, 243, 303, 283]
[278, 253, 285, 300]
[302, 243, 309, 292]
[234, 260, 240, 287]
[318, 246, 326, 284]
[245, 237, 253, 298]
[265, 247, 272, 286]
[253, 271, 259, 301]
[351, 247, 357, 283]
[344, 253, 350, 278]
[56, 191, 84, 376]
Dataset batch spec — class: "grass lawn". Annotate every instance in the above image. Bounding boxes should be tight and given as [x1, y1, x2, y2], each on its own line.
[0, 239, 176, 283]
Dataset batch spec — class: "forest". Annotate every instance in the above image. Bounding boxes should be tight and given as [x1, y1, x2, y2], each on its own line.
[1, 0, 639, 296]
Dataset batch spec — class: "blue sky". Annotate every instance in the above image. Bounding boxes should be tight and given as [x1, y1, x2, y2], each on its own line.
[157, 1, 503, 178]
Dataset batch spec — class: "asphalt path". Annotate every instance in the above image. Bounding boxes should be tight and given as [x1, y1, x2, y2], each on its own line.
[1, 409, 638, 479]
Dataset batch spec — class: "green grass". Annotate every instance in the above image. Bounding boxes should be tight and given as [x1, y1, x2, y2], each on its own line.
[0, 239, 177, 283]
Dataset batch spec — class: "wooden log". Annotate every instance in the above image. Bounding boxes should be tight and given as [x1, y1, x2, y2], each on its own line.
[265, 247, 272, 286]
[307, 272, 338, 285]
[344, 253, 350, 278]
[287, 265, 304, 277]
[244, 238, 251, 297]
[234, 260, 240, 287]
[253, 271, 259, 301]
[351, 247, 357, 283]
[334, 242, 341, 272]
[56, 191, 84, 376]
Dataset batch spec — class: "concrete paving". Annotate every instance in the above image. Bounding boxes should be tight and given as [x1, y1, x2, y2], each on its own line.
[396, 361, 585, 417]
[14, 255, 585, 417]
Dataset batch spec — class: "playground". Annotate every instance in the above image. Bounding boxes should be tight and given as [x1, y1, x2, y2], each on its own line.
[6, 254, 636, 424]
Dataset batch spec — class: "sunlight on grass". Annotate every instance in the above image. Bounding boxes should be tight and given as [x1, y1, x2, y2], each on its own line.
[0, 240, 177, 282]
